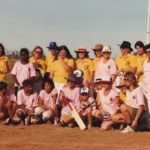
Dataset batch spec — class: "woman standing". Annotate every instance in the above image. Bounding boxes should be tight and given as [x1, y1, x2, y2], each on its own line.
[75, 46, 94, 86]
[95, 45, 117, 83]
[29, 46, 46, 74]
[0, 43, 10, 81]
[50, 45, 74, 93]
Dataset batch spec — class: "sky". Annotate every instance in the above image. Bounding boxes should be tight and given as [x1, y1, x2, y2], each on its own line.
[0, 0, 148, 57]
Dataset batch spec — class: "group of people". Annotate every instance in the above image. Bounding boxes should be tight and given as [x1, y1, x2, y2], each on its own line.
[0, 40, 150, 133]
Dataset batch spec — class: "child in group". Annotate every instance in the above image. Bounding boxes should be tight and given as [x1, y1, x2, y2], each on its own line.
[35, 78, 58, 124]
[113, 71, 146, 133]
[11, 48, 36, 96]
[0, 81, 17, 124]
[33, 68, 43, 94]
[93, 76, 118, 131]
[59, 74, 80, 127]
[78, 87, 96, 129]
[15, 79, 38, 125]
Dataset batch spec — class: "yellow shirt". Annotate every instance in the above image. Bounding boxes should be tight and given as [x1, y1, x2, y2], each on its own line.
[0, 56, 9, 81]
[51, 58, 74, 83]
[136, 54, 147, 82]
[115, 54, 137, 72]
[75, 58, 94, 80]
[93, 57, 101, 71]
[29, 57, 46, 73]
[119, 91, 126, 103]
[46, 53, 55, 73]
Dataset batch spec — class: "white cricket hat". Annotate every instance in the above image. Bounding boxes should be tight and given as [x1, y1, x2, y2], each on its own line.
[80, 87, 89, 94]
[102, 45, 111, 53]
[94, 76, 102, 83]
[101, 76, 112, 82]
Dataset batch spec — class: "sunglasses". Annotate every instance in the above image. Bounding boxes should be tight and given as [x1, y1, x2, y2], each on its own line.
[124, 78, 131, 82]
[35, 51, 42, 54]
[102, 51, 111, 54]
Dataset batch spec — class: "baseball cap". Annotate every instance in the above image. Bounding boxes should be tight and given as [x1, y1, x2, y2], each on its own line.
[80, 87, 89, 95]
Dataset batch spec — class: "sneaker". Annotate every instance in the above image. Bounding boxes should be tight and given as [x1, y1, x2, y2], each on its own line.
[121, 125, 134, 133]
[3, 118, 12, 125]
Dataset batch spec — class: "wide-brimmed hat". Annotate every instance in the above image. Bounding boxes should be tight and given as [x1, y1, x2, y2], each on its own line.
[47, 42, 58, 50]
[118, 41, 133, 51]
[75, 46, 89, 53]
[92, 44, 103, 51]
[65, 74, 78, 83]
[101, 45, 111, 53]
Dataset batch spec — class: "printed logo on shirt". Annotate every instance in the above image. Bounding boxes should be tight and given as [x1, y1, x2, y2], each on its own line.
[126, 61, 130, 66]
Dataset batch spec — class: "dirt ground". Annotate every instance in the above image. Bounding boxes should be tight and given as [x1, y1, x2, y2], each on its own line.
[0, 124, 150, 150]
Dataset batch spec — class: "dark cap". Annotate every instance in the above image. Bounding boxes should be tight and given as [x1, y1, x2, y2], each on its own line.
[47, 42, 58, 50]
[118, 41, 133, 51]
[20, 48, 29, 55]
[65, 74, 78, 83]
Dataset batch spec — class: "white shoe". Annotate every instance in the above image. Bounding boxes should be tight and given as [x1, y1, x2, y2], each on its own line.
[121, 125, 134, 133]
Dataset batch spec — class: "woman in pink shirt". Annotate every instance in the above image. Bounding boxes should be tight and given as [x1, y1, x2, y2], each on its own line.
[59, 74, 80, 127]
[37, 78, 58, 123]
[113, 71, 146, 133]
[16, 79, 38, 125]
[95, 46, 117, 83]
[0, 81, 17, 125]
[95, 76, 118, 131]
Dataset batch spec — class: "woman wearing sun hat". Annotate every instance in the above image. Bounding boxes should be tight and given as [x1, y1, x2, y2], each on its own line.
[95, 45, 117, 83]
[92, 44, 103, 73]
[75, 46, 94, 86]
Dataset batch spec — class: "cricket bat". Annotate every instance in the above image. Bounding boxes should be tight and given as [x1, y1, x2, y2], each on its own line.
[67, 102, 86, 130]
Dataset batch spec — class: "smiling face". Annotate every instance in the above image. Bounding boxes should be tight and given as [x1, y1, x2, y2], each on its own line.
[78, 52, 86, 59]
[33, 48, 43, 59]
[59, 49, 67, 59]
[136, 46, 145, 56]
[102, 51, 111, 59]
[146, 48, 150, 59]
[44, 82, 53, 93]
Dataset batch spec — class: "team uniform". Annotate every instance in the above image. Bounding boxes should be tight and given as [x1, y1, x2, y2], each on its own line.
[61, 85, 80, 116]
[17, 89, 38, 111]
[29, 57, 47, 73]
[136, 54, 147, 83]
[0, 56, 9, 81]
[46, 53, 55, 73]
[51, 58, 74, 92]
[115, 54, 137, 72]
[95, 58, 117, 77]
[37, 89, 58, 120]
[11, 61, 36, 87]
[75, 58, 94, 82]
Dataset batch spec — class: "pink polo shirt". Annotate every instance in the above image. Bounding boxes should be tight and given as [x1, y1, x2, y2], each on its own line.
[11, 61, 36, 87]
[17, 89, 38, 110]
[98, 88, 118, 115]
[0, 92, 16, 107]
[125, 87, 145, 109]
[39, 88, 58, 108]
[142, 60, 150, 93]
[61, 85, 80, 115]
[95, 58, 117, 77]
